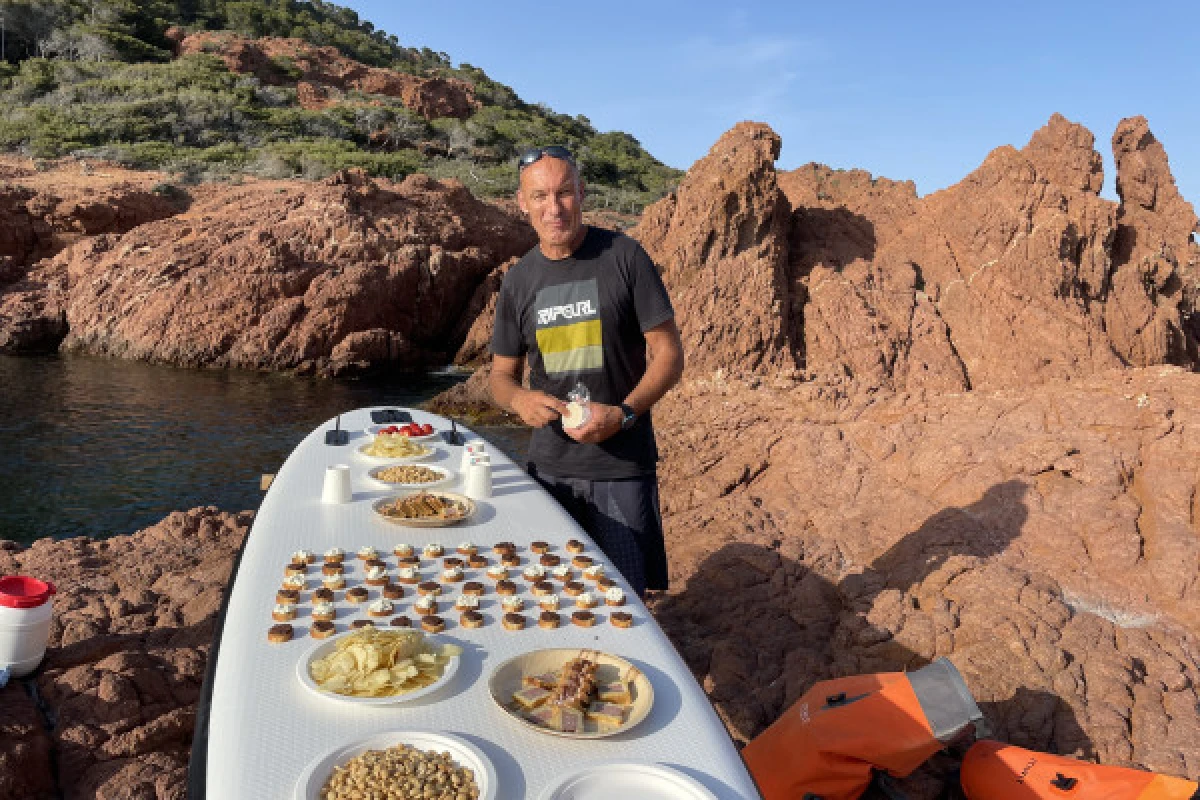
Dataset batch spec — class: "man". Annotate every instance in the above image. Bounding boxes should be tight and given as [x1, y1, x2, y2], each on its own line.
[489, 145, 685, 596]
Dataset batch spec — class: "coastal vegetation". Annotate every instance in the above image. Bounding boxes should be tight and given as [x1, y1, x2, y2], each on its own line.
[0, 0, 680, 210]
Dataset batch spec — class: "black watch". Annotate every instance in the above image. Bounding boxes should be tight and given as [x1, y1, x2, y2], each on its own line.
[618, 403, 638, 431]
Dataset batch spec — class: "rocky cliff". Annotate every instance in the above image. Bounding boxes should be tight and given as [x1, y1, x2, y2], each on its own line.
[0, 163, 535, 375]
[174, 31, 479, 120]
[0, 508, 249, 800]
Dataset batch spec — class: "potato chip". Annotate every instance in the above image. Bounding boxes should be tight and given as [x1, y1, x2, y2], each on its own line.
[308, 628, 456, 698]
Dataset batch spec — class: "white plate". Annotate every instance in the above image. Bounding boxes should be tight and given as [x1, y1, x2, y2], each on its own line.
[296, 630, 460, 706]
[372, 490, 476, 527]
[364, 424, 440, 442]
[488, 648, 654, 739]
[366, 463, 455, 490]
[356, 441, 439, 463]
[295, 730, 496, 800]
[539, 762, 718, 800]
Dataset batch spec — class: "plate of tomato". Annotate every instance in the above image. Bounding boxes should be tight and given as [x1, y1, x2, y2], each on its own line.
[364, 422, 438, 441]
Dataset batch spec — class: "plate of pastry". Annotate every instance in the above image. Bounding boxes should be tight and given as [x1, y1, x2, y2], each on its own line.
[488, 648, 653, 739]
[372, 491, 475, 527]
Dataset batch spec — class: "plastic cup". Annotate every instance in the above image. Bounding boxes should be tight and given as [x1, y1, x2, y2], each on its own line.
[463, 458, 492, 499]
[321, 464, 352, 504]
[0, 575, 56, 677]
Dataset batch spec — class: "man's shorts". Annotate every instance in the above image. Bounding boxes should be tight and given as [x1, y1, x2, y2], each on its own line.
[527, 465, 668, 595]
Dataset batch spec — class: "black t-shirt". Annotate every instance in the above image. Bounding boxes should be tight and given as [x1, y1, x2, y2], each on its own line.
[491, 226, 675, 479]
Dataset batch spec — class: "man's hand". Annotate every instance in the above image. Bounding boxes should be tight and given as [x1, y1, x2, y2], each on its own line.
[511, 388, 568, 428]
[564, 401, 623, 444]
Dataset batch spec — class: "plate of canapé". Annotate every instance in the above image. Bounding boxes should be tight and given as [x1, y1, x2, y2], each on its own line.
[294, 730, 496, 800]
[372, 490, 476, 527]
[488, 647, 653, 739]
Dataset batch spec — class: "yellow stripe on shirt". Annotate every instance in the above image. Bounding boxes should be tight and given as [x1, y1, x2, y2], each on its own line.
[535, 318, 603, 354]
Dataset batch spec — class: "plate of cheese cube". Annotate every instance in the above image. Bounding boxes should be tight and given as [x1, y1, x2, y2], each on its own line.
[488, 648, 653, 739]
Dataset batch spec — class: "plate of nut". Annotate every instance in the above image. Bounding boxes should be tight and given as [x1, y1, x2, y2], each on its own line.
[367, 463, 455, 490]
[294, 730, 496, 800]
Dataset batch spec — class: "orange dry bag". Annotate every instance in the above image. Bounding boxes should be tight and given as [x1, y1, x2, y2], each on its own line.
[743, 658, 986, 800]
[961, 740, 1199, 800]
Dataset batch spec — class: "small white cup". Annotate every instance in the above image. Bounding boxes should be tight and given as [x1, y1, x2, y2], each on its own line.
[321, 464, 352, 504]
[463, 458, 492, 499]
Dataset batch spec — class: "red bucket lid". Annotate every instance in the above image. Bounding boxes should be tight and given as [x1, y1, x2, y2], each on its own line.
[0, 576, 57, 609]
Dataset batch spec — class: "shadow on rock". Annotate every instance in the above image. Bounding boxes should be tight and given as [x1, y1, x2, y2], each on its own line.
[650, 479, 1096, 797]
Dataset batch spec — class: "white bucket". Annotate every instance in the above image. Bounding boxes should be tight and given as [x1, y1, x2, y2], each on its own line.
[0, 575, 56, 677]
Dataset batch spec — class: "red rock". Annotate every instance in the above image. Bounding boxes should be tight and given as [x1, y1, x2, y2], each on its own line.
[36, 170, 533, 375]
[178, 33, 479, 120]
[635, 122, 798, 377]
[783, 113, 1199, 394]
[648, 367, 1200, 792]
[0, 683, 55, 799]
[0, 180, 182, 286]
[0, 508, 249, 799]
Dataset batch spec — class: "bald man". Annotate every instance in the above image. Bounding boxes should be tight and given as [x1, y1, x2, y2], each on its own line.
[489, 145, 685, 596]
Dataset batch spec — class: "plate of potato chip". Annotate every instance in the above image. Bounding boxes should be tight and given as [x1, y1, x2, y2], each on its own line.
[356, 433, 437, 462]
[297, 628, 462, 705]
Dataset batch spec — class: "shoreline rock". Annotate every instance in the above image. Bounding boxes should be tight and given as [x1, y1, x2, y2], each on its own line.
[0, 507, 250, 800]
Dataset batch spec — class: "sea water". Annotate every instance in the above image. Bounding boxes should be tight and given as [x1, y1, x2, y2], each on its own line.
[0, 354, 529, 544]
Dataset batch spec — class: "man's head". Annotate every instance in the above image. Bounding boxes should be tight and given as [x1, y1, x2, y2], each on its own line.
[516, 146, 585, 257]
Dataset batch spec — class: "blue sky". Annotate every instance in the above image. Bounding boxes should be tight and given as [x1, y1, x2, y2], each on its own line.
[344, 1, 1199, 204]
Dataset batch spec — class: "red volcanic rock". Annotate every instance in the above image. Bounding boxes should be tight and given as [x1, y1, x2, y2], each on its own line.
[0, 181, 182, 285]
[0, 682, 54, 799]
[0, 507, 249, 800]
[295, 80, 333, 110]
[649, 366, 1200, 791]
[1108, 115, 1200, 366]
[0, 255, 68, 353]
[783, 113, 1199, 395]
[635, 122, 797, 377]
[452, 256, 517, 367]
[47, 170, 533, 375]
[178, 33, 479, 120]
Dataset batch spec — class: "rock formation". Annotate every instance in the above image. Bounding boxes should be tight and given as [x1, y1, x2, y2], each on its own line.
[0, 179, 182, 286]
[647, 365, 1200, 789]
[772, 113, 1200, 395]
[0, 507, 250, 800]
[428, 113, 1200, 793]
[177, 32, 479, 120]
[1, 167, 535, 374]
[635, 122, 797, 376]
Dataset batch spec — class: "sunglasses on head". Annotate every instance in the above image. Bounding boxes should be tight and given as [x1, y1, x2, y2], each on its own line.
[517, 145, 576, 172]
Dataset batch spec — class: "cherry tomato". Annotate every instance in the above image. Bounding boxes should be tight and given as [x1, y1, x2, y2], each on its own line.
[420, 423, 434, 435]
